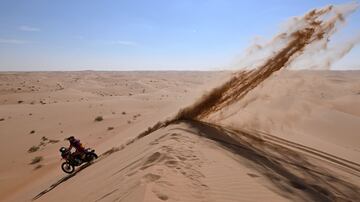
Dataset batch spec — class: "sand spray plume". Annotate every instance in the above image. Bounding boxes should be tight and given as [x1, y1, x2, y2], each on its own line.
[288, 33, 360, 70]
[132, 3, 359, 140]
[288, 2, 360, 69]
[174, 3, 358, 121]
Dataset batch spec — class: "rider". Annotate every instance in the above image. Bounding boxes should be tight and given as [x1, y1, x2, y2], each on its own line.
[66, 136, 86, 161]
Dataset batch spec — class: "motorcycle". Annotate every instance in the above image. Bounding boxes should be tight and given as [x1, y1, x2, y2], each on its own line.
[59, 147, 98, 174]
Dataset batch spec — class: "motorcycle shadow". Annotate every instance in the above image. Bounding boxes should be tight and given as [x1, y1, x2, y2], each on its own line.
[32, 162, 93, 201]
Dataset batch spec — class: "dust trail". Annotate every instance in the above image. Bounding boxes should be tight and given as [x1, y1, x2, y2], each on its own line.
[288, 33, 360, 70]
[174, 3, 358, 121]
[287, 3, 360, 70]
[134, 3, 358, 140]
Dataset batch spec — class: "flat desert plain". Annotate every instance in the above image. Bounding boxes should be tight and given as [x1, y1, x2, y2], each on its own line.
[0, 70, 360, 202]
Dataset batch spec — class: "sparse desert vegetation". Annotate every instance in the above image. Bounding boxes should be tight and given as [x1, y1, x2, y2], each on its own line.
[28, 146, 40, 153]
[94, 116, 103, 122]
[107, 126, 114, 130]
[133, 113, 141, 119]
[28, 137, 60, 154]
[48, 139, 60, 144]
[30, 156, 43, 165]
[34, 164, 42, 170]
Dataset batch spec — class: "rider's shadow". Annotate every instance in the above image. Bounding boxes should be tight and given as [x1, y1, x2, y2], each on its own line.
[32, 162, 93, 201]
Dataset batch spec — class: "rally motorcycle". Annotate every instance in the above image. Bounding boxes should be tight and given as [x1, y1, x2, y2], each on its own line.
[59, 147, 98, 174]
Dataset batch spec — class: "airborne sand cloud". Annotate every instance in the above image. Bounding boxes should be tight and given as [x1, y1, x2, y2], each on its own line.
[175, 3, 360, 121]
[130, 3, 360, 140]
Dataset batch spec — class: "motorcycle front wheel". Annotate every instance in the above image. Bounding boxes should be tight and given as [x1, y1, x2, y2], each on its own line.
[61, 162, 75, 174]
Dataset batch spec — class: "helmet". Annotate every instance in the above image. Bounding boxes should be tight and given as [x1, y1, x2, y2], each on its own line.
[66, 136, 75, 141]
[59, 147, 67, 153]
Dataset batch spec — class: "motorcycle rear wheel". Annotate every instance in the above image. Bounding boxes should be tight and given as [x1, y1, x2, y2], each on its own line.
[61, 162, 75, 174]
[86, 152, 98, 162]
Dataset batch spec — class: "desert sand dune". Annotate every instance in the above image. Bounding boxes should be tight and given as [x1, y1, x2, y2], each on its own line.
[30, 121, 360, 201]
[4, 69, 358, 202]
[0, 71, 225, 201]
[9, 68, 355, 202]
[1, 3, 360, 202]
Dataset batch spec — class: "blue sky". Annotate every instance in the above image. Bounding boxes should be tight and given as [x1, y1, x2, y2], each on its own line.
[0, 0, 359, 71]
